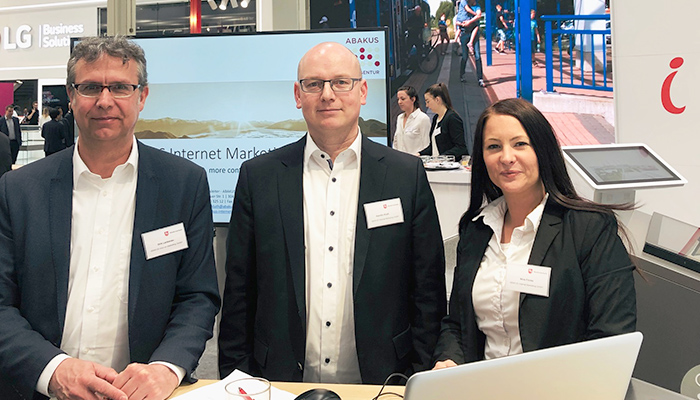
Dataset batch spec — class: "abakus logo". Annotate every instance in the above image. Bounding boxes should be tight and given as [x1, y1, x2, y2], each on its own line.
[357, 46, 381, 68]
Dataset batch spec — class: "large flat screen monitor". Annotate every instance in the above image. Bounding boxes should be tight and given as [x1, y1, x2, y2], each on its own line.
[562, 144, 686, 190]
[72, 29, 389, 225]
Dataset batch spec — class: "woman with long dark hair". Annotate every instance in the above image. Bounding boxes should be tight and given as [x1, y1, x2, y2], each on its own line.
[420, 83, 468, 158]
[433, 98, 636, 368]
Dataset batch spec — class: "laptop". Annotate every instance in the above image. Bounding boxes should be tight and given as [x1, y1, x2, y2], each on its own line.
[405, 332, 643, 400]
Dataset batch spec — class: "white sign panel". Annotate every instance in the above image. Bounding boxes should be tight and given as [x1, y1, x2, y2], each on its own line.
[611, 0, 700, 226]
[0, 5, 98, 80]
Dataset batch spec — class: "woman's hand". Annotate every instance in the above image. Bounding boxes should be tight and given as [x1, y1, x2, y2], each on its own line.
[433, 359, 458, 370]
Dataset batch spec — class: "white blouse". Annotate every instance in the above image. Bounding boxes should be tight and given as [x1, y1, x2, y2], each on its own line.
[393, 108, 431, 154]
[471, 194, 548, 359]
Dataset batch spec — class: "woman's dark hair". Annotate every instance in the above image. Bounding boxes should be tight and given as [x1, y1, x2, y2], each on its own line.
[461, 98, 634, 229]
[398, 85, 421, 111]
[425, 82, 454, 110]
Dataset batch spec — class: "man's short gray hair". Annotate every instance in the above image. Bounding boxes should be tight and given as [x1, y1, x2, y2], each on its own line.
[67, 36, 148, 87]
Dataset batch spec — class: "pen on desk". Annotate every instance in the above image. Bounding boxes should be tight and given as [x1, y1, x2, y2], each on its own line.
[239, 386, 254, 400]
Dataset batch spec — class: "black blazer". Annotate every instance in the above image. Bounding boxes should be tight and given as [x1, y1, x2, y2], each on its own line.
[0, 116, 22, 146]
[219, 135, 446, 384]
[60, 111, 75, 147]
[420, 109, 468, 158]
[434, 199, 636, 364]
[0, 142, 221, 400]
[0, 134, 11, 177]
[41, 119, 69, 154]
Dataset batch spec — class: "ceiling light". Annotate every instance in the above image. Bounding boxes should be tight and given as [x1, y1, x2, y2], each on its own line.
[207, 0, 217, 10]
[219, 0, 228, 10]
[240, 0, 249, 7]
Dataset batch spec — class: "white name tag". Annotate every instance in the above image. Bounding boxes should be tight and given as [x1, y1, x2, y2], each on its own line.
[141, 222, 189, 260]
[504, 264, 551, 297]
[363, 198, 404, 229]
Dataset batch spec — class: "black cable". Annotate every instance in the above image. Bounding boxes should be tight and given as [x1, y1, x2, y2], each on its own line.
[371, 373, 408, 400]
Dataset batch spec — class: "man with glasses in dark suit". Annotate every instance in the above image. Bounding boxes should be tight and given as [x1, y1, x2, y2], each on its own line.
[219, 42, 446, 385]
[0, 104, 22, 163]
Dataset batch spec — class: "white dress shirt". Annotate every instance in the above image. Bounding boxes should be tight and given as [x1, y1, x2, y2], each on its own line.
[430, 119, 442, 156]
[393, 108, 431, 154]
[471, 194, 548, 359]
[302, 131, 363, 383]
[36, 138, 184, 396]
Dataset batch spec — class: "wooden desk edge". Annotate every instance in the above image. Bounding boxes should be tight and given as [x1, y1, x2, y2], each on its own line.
[170, 380, 404, 400]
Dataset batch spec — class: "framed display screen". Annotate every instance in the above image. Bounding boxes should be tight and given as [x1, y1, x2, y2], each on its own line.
[562, 144, 686, 190]
[72, 28, 390, 225]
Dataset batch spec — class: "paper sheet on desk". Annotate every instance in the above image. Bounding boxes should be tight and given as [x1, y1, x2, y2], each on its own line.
[171, 370, 297, 400]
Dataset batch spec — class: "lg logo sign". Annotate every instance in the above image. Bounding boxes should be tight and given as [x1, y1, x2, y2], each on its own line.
[1, 23, 85, 50]
[1, 25, 32, 50]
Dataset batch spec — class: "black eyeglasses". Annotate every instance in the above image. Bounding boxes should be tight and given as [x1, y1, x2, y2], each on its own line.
[299, 78, 362, 93]
[72, 83, 142, 98]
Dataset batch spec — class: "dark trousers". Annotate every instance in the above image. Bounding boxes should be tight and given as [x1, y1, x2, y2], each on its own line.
[10, 140, 19, 164]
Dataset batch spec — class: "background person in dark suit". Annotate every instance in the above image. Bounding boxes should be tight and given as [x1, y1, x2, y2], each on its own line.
[60, 101, 76, 147]
[433, 98, 636, 369]
[0, 36, 220, 400]
[219, 42, 446, 385]
[0, 104, 22, 163]
[0, 132, 11, 178]
[41, 107, 69, 156]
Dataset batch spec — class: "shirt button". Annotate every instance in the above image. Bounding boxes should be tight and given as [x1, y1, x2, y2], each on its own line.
[101, 191, 108, 197]
[326, 321, 331, 327]
[327, 282, 332, 288]
[328, 246, 334, 252]
[331, 178, 337, 183]
[325, 358, 330, 364]
[321, 154, 325, 159]
[330, 211, 335, 216]
[87, 306, 95, 313]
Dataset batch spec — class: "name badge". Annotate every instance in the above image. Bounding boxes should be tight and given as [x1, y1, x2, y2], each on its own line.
[363, 198, 404, 229]
[504, 264, 551, 297]
[141, 222, 189, 260]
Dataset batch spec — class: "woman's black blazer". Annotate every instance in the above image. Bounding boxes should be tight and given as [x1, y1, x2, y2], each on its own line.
[434, 199, 637, 364]
[420, 109, 468, 158]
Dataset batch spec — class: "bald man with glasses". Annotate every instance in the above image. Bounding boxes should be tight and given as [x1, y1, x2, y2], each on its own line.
[219, 42, 446, 385]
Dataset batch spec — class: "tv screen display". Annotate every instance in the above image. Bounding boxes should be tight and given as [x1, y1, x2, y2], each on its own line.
[73, 29, 389, 224]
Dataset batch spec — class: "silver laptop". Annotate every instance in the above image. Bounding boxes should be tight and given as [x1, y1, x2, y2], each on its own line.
[405, 332, 643, 400]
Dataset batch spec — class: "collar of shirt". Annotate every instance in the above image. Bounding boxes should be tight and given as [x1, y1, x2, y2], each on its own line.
[303, 129, 362, 172]
[475, 193, 549, 242]
[403, 109, 421, 123]
[73, 136, 139, 187]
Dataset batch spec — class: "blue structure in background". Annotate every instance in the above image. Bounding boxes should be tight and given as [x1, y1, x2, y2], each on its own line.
[541, 14, 612, 92]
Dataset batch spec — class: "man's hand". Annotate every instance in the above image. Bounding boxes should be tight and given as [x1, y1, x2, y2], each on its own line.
[433, 359, 458, 370]
[113, 363, 179, 400]
[49, 358, 127, 400]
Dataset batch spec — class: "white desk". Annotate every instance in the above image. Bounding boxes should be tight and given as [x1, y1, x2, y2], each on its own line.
[426, 168, 471, 240]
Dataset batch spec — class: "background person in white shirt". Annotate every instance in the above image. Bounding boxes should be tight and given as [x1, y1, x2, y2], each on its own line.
[219, 42, 446, 385]
[433, 98, 636, 368]
[392, 86, 431, 155]
[0, 36, 220, 400]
